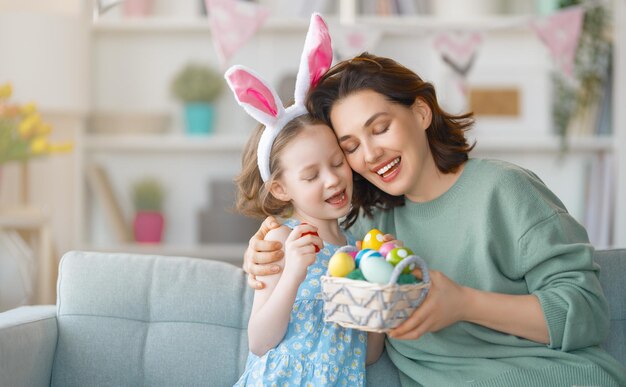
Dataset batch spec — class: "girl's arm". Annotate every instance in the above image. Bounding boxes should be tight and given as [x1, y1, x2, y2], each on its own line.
[247, 224, 322, 356]
[366, 332, 385, 365]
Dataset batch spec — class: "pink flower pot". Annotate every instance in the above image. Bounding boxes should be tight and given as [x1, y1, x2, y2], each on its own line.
[123, 0, 153, 17]
[133, 211, 164, 243]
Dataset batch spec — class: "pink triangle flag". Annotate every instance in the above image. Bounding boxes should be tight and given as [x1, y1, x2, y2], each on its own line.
[332, 25, 382, 60]
[433, 31, 483, 78]
[529, 6, 585, 78]
[205, 0, 270, 68]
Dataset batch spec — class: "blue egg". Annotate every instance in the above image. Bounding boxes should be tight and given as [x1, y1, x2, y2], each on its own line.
[360, 257, 394, 284]
[354, 249, 383, 268]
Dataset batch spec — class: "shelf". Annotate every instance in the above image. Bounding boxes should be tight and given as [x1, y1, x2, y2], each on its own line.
[470, 135, 614, 153]
[92, 14, 534, 35]
[84, 134, 248, 153]
[92, 17, 312, 33]
[84, 133, 613, 154]
[79, 243, 246, 264]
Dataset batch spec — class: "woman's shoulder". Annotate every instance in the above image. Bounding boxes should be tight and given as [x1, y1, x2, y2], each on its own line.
[470, 158, 568, 215]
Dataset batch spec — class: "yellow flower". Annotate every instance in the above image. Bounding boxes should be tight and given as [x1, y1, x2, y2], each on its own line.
[0, 83, 12, 99]
[19, 113, 41, 139]
[30, 136, 49, 154]
[20, 102, 37, 116]
[49, 143, 73, 153]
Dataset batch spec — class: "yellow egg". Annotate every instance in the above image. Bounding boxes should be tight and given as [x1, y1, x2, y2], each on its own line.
[328, 252, 356, 277]
[362, 229, 385, 251]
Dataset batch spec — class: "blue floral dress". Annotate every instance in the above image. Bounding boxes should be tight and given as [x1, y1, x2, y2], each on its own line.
[234, 219, 367, 386]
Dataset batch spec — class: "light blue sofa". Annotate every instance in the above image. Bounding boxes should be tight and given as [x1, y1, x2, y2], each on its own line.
[0, 249, 624, 386]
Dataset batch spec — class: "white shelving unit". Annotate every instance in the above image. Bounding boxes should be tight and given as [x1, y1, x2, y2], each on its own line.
[77, 2, 625, 258]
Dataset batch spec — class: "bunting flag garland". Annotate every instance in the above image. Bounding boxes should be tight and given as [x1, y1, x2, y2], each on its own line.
[331, 25, 382, 60]
[529, 6, 586, 78]
[433, 31, 483, 78]
[432, 31, 483, 101]
[205, 0, 270, 68]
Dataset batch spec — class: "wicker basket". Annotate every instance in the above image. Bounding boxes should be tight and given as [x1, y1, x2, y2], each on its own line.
[321, 247, 431, 333]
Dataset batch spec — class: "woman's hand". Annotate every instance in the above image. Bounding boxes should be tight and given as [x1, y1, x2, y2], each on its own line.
[282, 224, 323, 283]
[243, 217, 284, 289]
[389, 270, 468, 340]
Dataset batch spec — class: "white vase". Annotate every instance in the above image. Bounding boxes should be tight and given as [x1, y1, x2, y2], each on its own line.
[432, 0, 502, 20]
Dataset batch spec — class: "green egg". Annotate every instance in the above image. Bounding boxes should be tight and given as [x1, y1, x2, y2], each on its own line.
[385, 247, 415, 274]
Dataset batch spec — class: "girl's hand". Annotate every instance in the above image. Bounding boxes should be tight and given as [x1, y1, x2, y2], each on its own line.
[282, 224, 323, 282]
[389, 270, 468, 340]
[243, 217, 284, 289]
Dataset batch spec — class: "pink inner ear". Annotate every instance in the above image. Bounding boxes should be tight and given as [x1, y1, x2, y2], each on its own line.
[308, 16, 332, 88]
[228, 69, 278, 117]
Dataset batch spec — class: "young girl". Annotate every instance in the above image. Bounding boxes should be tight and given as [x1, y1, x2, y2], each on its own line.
[225, 14, 384, 386]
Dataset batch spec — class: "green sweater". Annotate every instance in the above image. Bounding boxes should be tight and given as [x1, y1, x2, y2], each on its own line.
[352, 158, 626, 386]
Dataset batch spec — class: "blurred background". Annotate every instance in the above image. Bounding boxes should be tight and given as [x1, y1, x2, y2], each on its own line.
[0, 0, 624, 311]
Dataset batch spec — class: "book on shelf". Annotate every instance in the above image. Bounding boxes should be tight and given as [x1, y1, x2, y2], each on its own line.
[86, 163, 132, 243]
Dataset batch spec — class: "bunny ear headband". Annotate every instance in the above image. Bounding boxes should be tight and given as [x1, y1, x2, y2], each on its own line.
[224, 13, 333, 182]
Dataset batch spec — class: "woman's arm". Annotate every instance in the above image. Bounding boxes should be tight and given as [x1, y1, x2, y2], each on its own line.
[366, 332, 386, 365]
[247, 224, 322, 356]
[388, 270, 549, 343]
[243, 216, 284, 290]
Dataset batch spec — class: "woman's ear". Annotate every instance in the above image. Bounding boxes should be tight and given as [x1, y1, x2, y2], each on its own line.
[412, 98, 432, 130]
[269, 180, 291, 202]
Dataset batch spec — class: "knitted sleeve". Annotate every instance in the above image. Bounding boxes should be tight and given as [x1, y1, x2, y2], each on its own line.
[519, 210, 610, 351]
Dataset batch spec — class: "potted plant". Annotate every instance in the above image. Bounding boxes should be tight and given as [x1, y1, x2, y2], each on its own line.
[170, 63, 224, 135]
[132, 178, 165, 244]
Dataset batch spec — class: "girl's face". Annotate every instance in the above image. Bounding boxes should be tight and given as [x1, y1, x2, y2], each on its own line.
[271, 124, 353, 221]
[329, 89, 436, 201]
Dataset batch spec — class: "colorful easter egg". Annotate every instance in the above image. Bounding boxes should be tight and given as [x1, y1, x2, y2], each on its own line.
[300, 225, 320, 253]
[360, 256, 394, 284]
[378, 241, 398, 257]
[362, 229, 385, 251]
[328, 252, 356, 277]
[386, 247, 416, 274]
[354, 249, 383, 268]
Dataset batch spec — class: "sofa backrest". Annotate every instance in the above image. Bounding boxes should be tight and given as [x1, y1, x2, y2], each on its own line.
[52, 251, 254, 387]
[595, 248, 626, 365]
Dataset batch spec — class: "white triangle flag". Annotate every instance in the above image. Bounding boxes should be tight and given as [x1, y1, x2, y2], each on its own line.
[205, 0, 270, 68]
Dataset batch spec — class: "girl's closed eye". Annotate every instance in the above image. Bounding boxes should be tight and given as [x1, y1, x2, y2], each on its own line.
[302, 173, 318, 182]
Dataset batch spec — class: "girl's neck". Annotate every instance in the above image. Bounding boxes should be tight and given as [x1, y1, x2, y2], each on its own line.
[290, 212, 345, 246]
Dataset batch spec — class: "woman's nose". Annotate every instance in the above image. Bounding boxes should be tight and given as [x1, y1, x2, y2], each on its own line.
[363, 140, 383, 164]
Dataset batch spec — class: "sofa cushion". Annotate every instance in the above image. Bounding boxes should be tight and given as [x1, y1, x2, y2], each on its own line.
[595, 249, 626, 365]
[51, 251, 253, 387]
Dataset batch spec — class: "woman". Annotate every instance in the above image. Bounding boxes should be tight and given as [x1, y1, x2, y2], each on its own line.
[242, 53, 626, 386]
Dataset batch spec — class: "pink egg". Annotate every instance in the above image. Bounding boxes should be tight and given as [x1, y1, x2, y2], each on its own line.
[378, 241, 398, 257]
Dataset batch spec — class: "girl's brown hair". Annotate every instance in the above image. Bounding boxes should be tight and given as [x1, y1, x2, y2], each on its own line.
[235, 114, 324, 219]
[306, 52, 475, 228]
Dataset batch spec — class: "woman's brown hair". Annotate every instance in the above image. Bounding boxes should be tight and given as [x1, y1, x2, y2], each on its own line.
[306, 52, 475, 228]
[234, 114, 325, 219]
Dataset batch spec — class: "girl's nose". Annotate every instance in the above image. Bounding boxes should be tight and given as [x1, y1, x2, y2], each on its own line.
[325, 169, 341, 188]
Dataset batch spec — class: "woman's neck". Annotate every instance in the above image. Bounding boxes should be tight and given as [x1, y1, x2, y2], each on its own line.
[290, 212, 345, 246]
[406, 159, 466, 203]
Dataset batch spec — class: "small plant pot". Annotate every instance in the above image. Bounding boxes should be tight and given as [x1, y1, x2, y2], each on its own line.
[133, 211, 164, 243]
[184, 103, 215, 135]
[123, 0, 153, 17]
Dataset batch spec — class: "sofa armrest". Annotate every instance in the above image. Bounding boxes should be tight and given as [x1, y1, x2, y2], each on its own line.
[0, 305, 58, 387]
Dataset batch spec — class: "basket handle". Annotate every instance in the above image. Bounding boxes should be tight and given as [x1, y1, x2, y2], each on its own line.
[388, 255, 430, 286]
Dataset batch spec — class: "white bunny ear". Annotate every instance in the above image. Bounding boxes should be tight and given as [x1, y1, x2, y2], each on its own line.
[224, 65, 285, 128]
[293, 13, 333, 105]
